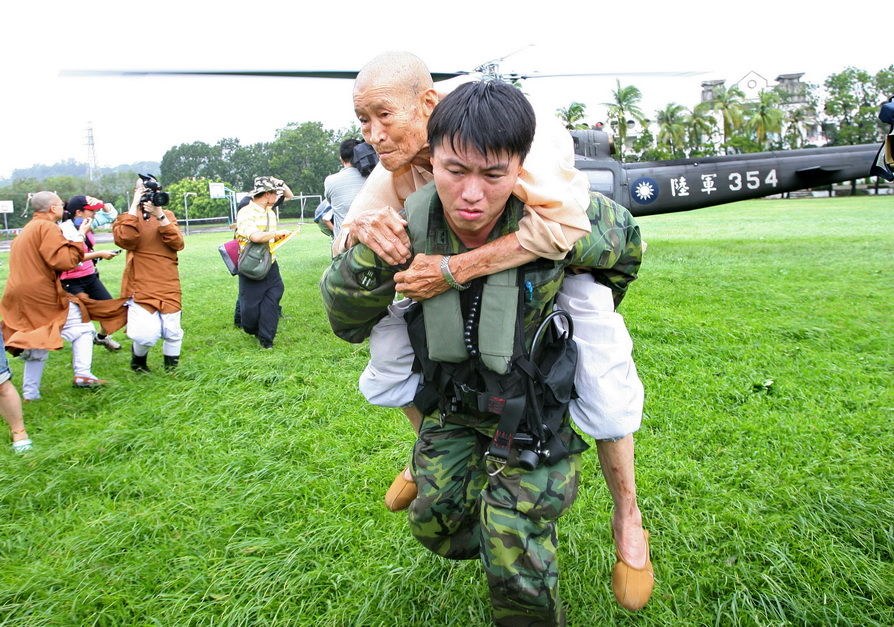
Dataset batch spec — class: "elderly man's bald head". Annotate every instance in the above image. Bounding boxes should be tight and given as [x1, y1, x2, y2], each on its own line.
[354, 51, 433, 98]
[31, 191, 62, 214]
[353, 52, 439, 172]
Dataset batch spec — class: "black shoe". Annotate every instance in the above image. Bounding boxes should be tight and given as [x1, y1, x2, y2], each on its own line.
[163, 355, 180, 370]
[259, 340, 273, 350]
[130, 348, 150, 373]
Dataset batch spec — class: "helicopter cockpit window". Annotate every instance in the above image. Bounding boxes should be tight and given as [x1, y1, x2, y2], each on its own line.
[585, 169, 614, 196]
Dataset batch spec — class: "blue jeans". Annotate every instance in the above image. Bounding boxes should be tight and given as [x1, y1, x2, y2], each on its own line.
[0, 337, 11, 385]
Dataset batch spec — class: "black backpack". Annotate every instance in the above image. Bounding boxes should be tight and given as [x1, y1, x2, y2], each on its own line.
[352, 141, 379, 177]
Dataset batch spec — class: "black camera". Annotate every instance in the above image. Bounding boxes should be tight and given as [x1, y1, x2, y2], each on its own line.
[511, 433, 548, 471]
[138, 174, 170, 207]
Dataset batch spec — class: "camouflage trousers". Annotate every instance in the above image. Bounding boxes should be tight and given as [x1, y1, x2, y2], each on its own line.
[409, 412, 584, 626]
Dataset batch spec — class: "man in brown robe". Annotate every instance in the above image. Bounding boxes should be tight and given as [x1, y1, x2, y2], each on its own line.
[114, 180, 185, 371]
[0, 191, 124, 400]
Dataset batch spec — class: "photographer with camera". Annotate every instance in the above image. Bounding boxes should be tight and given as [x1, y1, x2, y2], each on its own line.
[113, 176, 184, 371]
[235, 176, 292, 350]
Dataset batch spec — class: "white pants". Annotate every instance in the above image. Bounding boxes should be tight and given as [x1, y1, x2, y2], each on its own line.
[125, 300, 184, 356]
[555, 274, 644, 441]
[359, 298, 421, 407]
[22, 302, 96, 400]
[360, 275, 643, 441]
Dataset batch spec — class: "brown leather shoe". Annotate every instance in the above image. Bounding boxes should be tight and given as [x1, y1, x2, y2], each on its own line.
[612, 529, 654, 611]
[384, 466, 417, 511]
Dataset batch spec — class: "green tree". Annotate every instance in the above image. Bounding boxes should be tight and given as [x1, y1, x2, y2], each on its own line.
[165, 177, 233, 221]
[228, 142, 271, 191]
[160, 141, 217, 183]
[686, 103, 718, 156]
[725, 134, 761, 154]
[0, 178, 42, 228]
[875, 65, 894, 100]
[335, 123, 363, 144]
[602, 81, 646, 159]
[41, 176, 85, 202]
[746, 90, 784, 150]
[630, 123, 655, 162]
[655, 103, 688, 158]
[95, 170, 140, 209]
[555, 102, 590, 130]
[823, 67, 881, 145]
[268, 122, 340, 197]
[704, 85, 746, 152]
[782, 105, 813, 149]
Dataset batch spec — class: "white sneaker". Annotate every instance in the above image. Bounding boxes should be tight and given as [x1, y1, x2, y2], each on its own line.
[12, 439, 33, 453]
[94, 334, 122, 351]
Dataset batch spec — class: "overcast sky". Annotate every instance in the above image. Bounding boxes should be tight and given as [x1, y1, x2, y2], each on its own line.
[1, 0, 886, 181]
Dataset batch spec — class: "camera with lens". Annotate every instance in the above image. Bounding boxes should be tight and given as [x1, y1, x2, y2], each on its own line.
[512, 433, 549, 471]
[138, 174, 170, 207]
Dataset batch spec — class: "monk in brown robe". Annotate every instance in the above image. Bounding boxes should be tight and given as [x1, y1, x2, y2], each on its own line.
[0, 191, 126, 400]
[114, 179, 185, 372]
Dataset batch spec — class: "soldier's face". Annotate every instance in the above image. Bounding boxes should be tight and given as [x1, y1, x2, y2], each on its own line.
[353, 79, 435, 172]
[432, 140, 522, 246]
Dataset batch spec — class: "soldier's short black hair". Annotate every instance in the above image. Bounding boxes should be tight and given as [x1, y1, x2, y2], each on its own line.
[428, 80, 536, 162]
[339, 138, 360, 163]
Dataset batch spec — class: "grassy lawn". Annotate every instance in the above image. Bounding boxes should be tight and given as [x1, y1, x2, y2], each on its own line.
[0, 196, 891, 625]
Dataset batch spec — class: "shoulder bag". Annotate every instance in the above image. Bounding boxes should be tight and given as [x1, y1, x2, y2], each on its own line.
[237, 212, 273, 280]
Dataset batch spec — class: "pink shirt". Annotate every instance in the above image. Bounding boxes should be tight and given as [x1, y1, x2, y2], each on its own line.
[60, 232, 96, 280]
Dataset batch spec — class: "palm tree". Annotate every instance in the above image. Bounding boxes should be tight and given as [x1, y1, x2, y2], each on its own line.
[783, 105, 813, 149]
[704, 85, 746, 151]
[555, 102, 589, 130]
[602, 81, 646, 158]
[687, 103, 718, 155]
[655, 103, 688, 158]
[747, 90, 784, 150]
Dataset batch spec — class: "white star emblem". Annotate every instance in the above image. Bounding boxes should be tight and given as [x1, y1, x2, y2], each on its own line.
[635, 181, 655, 200]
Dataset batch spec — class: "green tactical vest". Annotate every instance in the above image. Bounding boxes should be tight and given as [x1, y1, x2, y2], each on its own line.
[402, 183, 584, 466]
[404, 183, 565, 375]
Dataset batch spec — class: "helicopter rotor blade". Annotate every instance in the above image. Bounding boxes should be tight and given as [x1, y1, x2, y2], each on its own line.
[515, 71, 705, 80]
[61, 69, 468, 81]
[474, 44, 535, 73]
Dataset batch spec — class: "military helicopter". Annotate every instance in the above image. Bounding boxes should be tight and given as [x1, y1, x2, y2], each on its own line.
[68, 54, 884, 218]
[569, 129, 879, 217]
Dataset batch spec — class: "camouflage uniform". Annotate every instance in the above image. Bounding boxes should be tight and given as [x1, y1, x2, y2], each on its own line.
[321, 183, 641, 626]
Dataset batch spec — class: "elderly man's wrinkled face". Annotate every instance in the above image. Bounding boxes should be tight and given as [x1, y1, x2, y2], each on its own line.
[49, 195, 65, 221]
[432, 140, 522, 246]
[353, 80, 432, 172]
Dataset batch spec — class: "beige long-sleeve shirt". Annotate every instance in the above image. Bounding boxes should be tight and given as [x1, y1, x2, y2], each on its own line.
[335, 108, 592, 260]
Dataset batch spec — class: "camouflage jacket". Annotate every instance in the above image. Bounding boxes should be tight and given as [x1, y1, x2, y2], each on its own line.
[321, 183, 641, 344]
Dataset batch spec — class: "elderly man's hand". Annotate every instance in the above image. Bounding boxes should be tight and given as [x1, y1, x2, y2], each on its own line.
[395, 253, 450, 301]
[351, 206, 411, 265]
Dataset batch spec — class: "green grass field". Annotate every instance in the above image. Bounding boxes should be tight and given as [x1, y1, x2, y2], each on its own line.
[1, 196, 891, 626]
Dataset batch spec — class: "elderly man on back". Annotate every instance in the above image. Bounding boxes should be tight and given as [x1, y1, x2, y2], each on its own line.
[332, 51, 654, 612]
[324, 80, 644, 624]
[0, 191, 120, 400]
